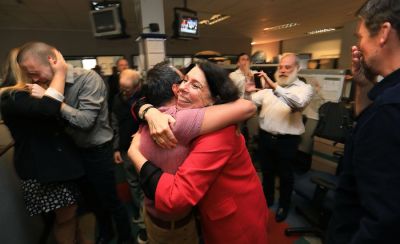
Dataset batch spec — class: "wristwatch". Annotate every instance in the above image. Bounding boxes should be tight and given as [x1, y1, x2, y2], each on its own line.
[140, 105, 154, 120]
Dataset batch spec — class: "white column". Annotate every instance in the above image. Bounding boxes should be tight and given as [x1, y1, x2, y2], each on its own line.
[134, 0, 166, 71]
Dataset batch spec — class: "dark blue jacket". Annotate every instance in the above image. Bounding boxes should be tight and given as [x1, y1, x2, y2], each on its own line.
[327, 68, 400, 244]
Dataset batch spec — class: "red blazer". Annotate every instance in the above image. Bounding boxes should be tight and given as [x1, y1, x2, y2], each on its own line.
[155, 126, 269, 244]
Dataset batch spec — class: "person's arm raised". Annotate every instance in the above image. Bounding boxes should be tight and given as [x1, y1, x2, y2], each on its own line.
[200, 98, 256, 134]
[47, 50, 67, 95]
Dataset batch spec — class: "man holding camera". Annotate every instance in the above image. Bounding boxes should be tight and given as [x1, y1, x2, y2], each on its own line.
[229, 53, 260, 144]
[251, 53, 313, 222]
[229, 53, 259, 99]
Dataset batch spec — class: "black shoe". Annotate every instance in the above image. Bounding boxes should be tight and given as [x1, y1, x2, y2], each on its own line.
[137, 229, 148, 244]
[275, 207, 288, 222]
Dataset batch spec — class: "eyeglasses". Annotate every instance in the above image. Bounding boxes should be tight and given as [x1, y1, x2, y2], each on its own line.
[179, 79, 204, 90]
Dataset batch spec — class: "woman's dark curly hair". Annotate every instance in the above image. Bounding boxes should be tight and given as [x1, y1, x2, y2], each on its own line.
[185, 59, 239, 105]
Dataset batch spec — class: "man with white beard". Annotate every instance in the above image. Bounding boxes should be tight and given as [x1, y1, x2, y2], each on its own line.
[251, 53, 313, 222]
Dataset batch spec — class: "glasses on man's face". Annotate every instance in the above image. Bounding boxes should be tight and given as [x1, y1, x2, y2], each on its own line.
[179, 78, 204, 90]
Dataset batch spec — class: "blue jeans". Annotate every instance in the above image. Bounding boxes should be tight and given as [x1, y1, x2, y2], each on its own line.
[80, 141, 132, 241]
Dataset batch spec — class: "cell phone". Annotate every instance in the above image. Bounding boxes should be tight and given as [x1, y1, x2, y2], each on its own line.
[254, 74, 262, 88]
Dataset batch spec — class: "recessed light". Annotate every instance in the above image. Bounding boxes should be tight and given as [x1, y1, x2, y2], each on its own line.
[200, 14, 230, 25]
[307, 28, 337, 35]
[263, 22, 299, 31]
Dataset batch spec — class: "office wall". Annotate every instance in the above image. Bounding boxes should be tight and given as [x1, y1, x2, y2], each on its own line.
[0, 29, 252, 68]
[0, 29, 139, 67]
[282, 31, 342, 59]
[251, 32, 342, 64]
[251, 21, 359, 67]
[166, 36, 252, 56]
[0, 22, 357, 70]
[251, 42, 280, 63]
[338, 20, 358, 69]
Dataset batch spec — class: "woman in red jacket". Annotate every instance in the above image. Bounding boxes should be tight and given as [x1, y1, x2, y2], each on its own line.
[130, 60, 268, 244]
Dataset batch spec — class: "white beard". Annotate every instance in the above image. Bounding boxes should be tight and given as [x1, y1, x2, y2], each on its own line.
[274, 70, 298, 87]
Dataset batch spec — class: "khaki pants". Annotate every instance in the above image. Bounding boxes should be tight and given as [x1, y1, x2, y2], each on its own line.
[143, 209, 199, 244]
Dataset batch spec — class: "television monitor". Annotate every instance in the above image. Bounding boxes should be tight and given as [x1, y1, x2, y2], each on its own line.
[89, 5, 126, 38]
[174, 8, 199, 39]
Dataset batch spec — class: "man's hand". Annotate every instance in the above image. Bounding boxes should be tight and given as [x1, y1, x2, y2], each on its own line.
[145, 108, 177, 149]
[26, 84, 46, 98]
[49, 49, 68, 76]
[113, 151, 123, 164]
[351, 46, 376, 86]
[244, 80, 259, 93]
[257, 71, 276, 89]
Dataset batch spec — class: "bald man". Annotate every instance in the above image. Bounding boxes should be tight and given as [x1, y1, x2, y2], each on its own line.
[110, 69, 147, 243]
[108, 58, 130, 113]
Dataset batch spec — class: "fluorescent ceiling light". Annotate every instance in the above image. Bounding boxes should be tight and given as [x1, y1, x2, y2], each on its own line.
[307, 28, 336, 35]
[263, 23, 299, 31]
[200, 14, 230, 25]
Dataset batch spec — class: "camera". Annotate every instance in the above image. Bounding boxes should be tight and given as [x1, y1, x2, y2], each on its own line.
[253, 74, 262, 88]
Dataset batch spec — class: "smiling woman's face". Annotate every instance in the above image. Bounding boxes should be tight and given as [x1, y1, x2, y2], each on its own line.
[177, 65, 214, 109]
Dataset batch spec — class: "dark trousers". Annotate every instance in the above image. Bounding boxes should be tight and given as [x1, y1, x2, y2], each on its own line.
[79, 141, 132, 241]
[259, 129, 300, 209]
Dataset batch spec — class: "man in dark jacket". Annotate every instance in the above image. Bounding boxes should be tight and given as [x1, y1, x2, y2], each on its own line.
[111, 69, 147, 243]
[326, 0, 400, 243]
[108, 58, 129, 114]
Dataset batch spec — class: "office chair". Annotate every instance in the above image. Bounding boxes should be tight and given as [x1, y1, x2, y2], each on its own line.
[284, 153, 341, 239]
[285, 102, 352, 240]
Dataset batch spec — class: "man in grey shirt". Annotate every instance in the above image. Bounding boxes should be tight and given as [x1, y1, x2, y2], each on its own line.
[17, 42, 132, 244]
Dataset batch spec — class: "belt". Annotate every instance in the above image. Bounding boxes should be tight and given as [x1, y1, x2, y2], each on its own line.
[84, 140, 112, 151]
[264, 131, 299, 140]
[147, 211, 193, 229]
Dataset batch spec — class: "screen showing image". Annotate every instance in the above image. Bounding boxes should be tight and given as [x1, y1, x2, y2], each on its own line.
[180, 17, 198, 34]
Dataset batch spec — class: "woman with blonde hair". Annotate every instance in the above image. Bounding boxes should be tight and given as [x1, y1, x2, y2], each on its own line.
[0, 48, 84, 244]
[0, 48, 27, 89]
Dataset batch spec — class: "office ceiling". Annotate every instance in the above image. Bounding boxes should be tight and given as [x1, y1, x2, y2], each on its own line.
[0, 0, 365, 44]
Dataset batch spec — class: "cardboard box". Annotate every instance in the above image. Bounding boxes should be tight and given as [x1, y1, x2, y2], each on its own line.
[311, 136, 344, 174]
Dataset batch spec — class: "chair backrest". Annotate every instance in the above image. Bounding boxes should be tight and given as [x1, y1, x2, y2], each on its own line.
[313, 102, 353, 144]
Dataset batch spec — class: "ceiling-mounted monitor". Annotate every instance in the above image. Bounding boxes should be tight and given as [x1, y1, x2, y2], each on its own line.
[89, 1, 128, 39]
[173, 8, 199, 40]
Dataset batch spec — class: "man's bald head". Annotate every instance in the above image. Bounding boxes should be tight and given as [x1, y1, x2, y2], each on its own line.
[119, 69, 141, 97]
